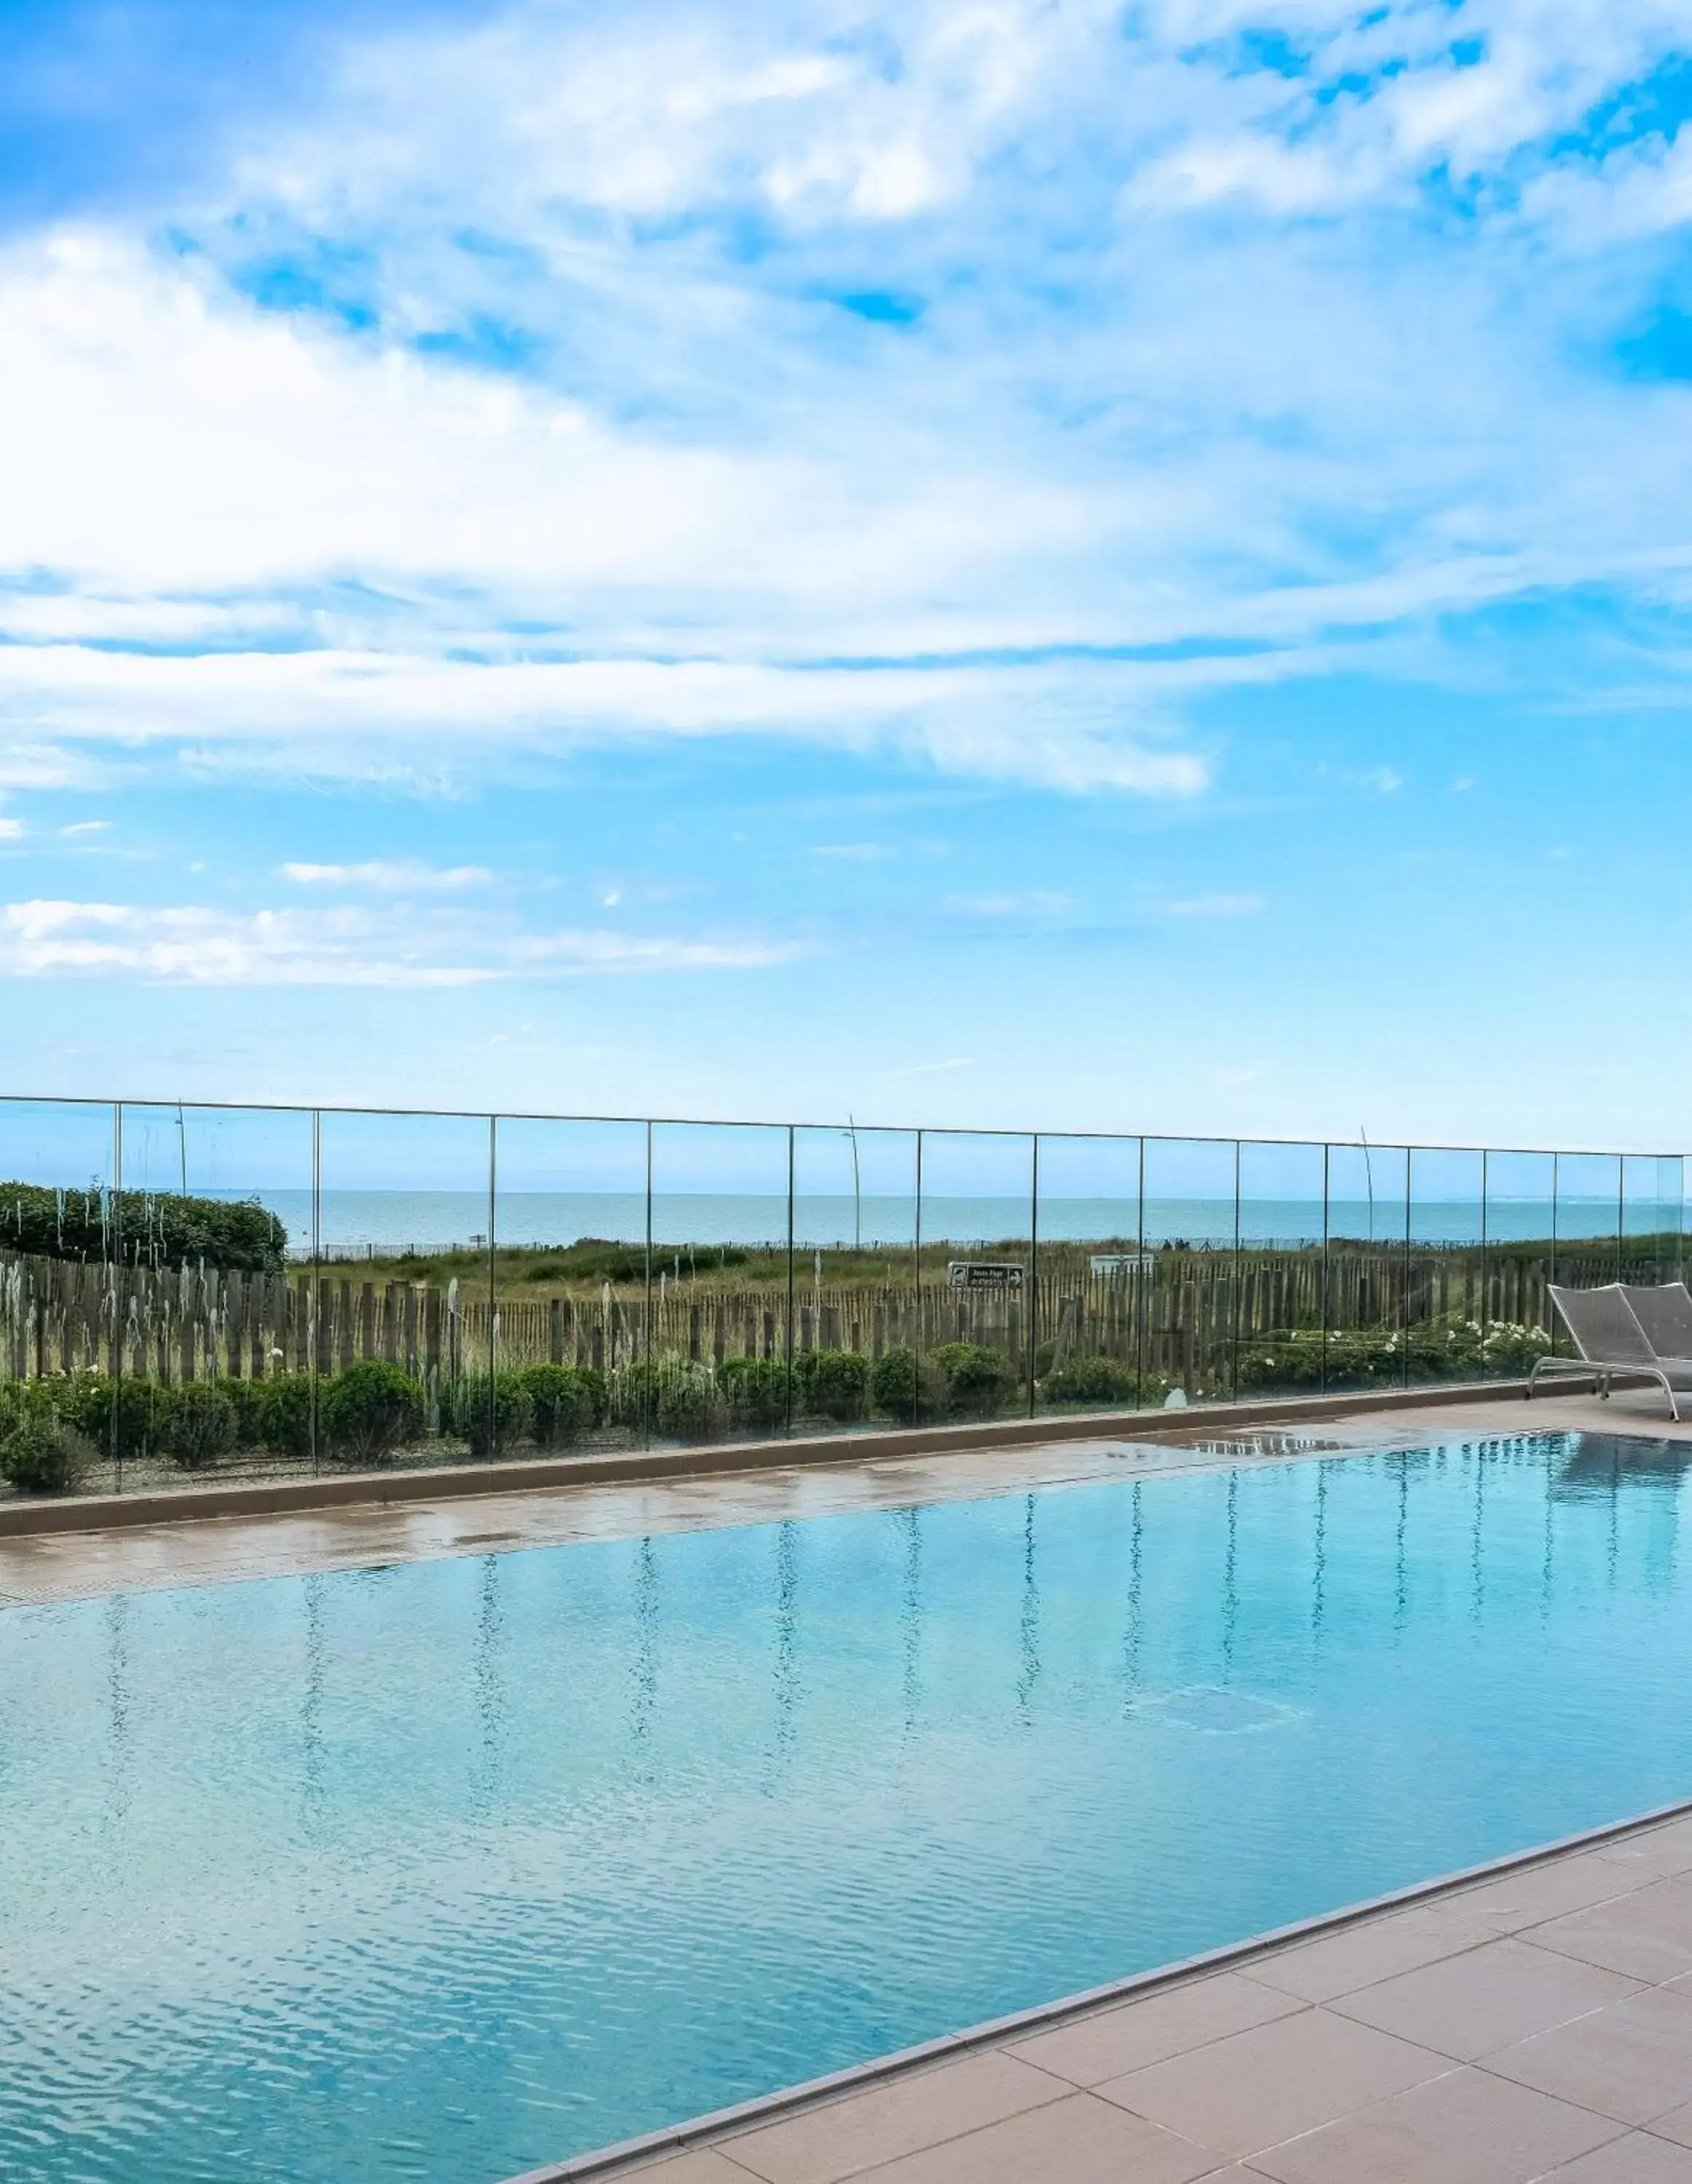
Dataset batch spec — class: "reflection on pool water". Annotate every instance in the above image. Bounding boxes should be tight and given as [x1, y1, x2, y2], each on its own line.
[3, 1431, 1691, 2184]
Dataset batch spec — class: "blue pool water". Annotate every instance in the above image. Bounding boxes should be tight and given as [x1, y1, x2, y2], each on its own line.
[3, 1431, 1692, 2183]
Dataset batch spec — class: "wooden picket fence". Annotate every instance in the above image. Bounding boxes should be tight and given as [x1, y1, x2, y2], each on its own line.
[1, 1242, 1661, 1391]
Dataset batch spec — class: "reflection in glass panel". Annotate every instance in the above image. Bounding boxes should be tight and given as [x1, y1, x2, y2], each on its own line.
[491, 1118, 648, 1454]
[1407, 1149, 1484, 1388]
[1623, 1155, 1684, 1289]
[1325, 1143, 1410, 1391]
[918, 1132, 1035, 1423]
[1032, 1134, 1142, 1415]
[119, 1104, 315, 1482]
[792, 1126, 918, 1438]
[1237, 1142, 1324, 1398]
[1484, 1150, 1556, 1363]
[649, 1123, 790, 1446]
[0, 1099, 119, 1494]
[317, 1110, 492, 1468]
[1142, 1139, 1238, 1404]
[1555, 1153, 1621, 1292]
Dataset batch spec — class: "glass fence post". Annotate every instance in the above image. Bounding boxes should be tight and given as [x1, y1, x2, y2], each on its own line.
[1230, 1138, 1241, 1404]
[111, 1099, 124, 1495]
[487, 1114, 499, 1462]
[1321, 1142, 1331, 1396]
[642, 1120, 653, 1452]
[785, 1125, 796, 1438]
[1134, 1135, 1146, 1409]
[1028, 1134, 1040, 1418]
[913, 1130, 924, 1423]
[310, 1107, 322, 1476]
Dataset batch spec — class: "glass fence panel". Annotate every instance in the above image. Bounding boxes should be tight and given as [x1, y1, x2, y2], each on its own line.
[792, 1125, 918, 1439]
[1237, 1140, 1324, 1398]
[118, 1103, 315, 1484]
[1484, 1150, 1556, 1363]
[1623, 1155, 1684, 1287]
[491, 1117, 648, 1455]
[1032, 1133, 1144, 1415]
[317, 1109, 492, 1468]
[1407, 1147, 1485, 1388]
[1325, 1142, 1410, 1390]
[917, 1131, 1035, 1423]
[649, 1122, 790, 1446]
[1142, 1138, 1237, 1404]
[1555, 1153, 1621, 1291]
[0, 1099, 119, 1495]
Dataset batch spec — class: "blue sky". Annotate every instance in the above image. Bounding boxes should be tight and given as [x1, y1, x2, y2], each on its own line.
[0, 0, 1689, 1148]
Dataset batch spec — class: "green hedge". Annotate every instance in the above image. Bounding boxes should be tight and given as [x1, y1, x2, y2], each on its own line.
[0, 1182, 288, 1272]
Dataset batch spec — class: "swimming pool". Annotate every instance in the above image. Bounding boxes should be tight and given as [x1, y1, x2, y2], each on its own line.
[3, 1430, 1691, 2183]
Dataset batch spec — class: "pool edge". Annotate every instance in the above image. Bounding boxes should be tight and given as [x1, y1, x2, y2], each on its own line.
[0, 1376, 1543, 1540]
[507, 1792, 1692, 2183]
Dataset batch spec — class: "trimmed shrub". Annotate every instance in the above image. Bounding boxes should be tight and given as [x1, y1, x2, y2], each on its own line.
[1, 1415, 98, 1495]
[1040, 1355, 1141, 1406]
[794, 1348, 869, 1422]
[519, 1364, 601, 1447]
[256, 1372, 316, 1458]
[870, 1344, 922, 1423]
[0, 1182, 287, 1272]
[319, 1359, 424, 1467]
[450, 1369, 534, 1460]
[223, 1377, 264, 1449]
[931, 1342, 1013, 1416]
[718, 1355, 788, 1430]
[58, 1374, 168, 1463]
[613, 1358, 727, 1443]
[159, 1382, 238, 1471]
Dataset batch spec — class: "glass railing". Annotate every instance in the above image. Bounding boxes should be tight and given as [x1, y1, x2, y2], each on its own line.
[0, 1099, 1683, 1500]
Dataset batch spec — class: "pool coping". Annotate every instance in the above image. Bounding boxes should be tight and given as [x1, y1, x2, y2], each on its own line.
[504, 1791, 1692, 2183]
[0, 1374, 1543, 1539]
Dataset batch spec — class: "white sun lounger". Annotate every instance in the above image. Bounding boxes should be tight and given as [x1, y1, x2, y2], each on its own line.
[1621, 1279, 1692, 1364]
[1529, 1282, 1692, 1421]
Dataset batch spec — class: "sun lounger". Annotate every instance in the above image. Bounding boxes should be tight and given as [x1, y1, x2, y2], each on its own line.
[1621, 1280, 1692, 1364]
[1529, 1282, 1692, 1420]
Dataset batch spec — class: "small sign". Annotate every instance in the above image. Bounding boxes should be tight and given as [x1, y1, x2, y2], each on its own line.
[1091, 1253, 1154, 1278]
[947, 1260, 1024, 1291]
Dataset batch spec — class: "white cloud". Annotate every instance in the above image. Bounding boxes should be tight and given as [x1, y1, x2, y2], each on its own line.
[0, 898, 799, 986]
[59, 819, 110, 837]
[0, 0, 1688, 815]
[1161, 893, 1264, 919]
[0, 818, 23, 840]
[946, 890, 1075, 917]
[280, 860, 491, 891]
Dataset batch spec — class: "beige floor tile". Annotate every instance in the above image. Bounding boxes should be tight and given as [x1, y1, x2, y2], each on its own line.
[829, 2089, 1217, 2184]
[1645, 2099, 1692, 2150]
[1244, 2065, 1620, 2184]
[719, 2052, 1068, 2184]
[1481, 1985, 1692, 2125]
[1244, 1905, 1498, 2005]
[1597, 1824, 1692, 1884]
[1005, 1973, 1304, 2086]
[617, 2153, 759, 2183]
[1527, 1883, 1692, 1985]
[1094, 2004, 1448, 2159]
[1448, 1855, 1640, 1931]
[1329, 1937, 1639, 2060]
[1539, 2134, 1692, 2182]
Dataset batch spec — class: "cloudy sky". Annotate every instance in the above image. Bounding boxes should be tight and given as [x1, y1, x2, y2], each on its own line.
[0, 0, 1688, 1149]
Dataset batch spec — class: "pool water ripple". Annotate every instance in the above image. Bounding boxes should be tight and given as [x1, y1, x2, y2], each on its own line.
[4, 1431, 1692, 2183]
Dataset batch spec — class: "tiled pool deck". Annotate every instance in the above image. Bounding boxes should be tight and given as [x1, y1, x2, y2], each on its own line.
[545, 1802, 1692, 2184]
[7, 1385, 1692, 2182]
[4, 1385, 1686, 1609]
